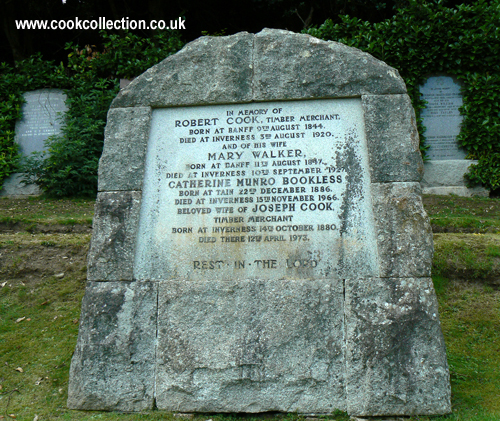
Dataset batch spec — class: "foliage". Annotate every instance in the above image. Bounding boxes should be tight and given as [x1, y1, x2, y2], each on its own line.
[0, 96, 21, 188]
[66, 29, 184, 80]
[306, 0, 500, 191]
[1, 30, 184, 196]
[458, 73, 500, 191]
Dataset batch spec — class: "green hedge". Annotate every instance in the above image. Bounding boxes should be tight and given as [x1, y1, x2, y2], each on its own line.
[305, 0, 500, 191]
[0, 30, 184, 196]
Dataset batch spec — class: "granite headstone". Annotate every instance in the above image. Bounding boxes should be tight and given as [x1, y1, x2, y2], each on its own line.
[68, 29, 451, 417]
[419, 75, 488, 196]
[0, 89, 67, 196]
[420, 75, 465, 161]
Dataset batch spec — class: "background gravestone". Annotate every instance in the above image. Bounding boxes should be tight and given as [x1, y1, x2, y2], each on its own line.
[68, 29, 451, 417]
[420, 75, 465, 161]
[419, 75, 487, 196]
[0, 89, 67, 196]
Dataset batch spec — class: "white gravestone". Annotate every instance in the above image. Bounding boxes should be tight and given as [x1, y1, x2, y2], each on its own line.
[0, 89, 68, 196]
[16, 89, 68, 156]
[420, 76, 465, 160]
[420, 76, 487, 196]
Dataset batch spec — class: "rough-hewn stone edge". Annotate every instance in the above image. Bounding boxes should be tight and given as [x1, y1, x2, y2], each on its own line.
[111, 32, 254, 109]
[67, 280, 158, 411]
[253, 29, 407, 101]
[344, 277, 451, 416]
[371, 182, 433, 278]
[362, 95, 423, 183]
[98, 107, 152, 192]
[110, 29, 407, 109]
[87, 191, 142, 281]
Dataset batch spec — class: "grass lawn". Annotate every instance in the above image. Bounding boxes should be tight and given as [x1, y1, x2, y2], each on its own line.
[0, 195, 499, 420]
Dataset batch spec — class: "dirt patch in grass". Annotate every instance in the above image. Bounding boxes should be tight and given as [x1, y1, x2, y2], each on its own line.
[0, 221, 92, 234]
[433, 233, 500, 287]
[0, 233, 90, 286]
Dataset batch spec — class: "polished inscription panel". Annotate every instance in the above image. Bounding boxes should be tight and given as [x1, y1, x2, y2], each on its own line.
[420, 76, 466, 160]
[134, 98, 378, 280]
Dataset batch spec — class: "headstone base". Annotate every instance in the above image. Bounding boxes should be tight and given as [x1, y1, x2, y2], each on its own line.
[423, 186, 489, 197]
[69, 277, 451, 416]
[0, 173, 41, 197]
[421, 160, 489, 197]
